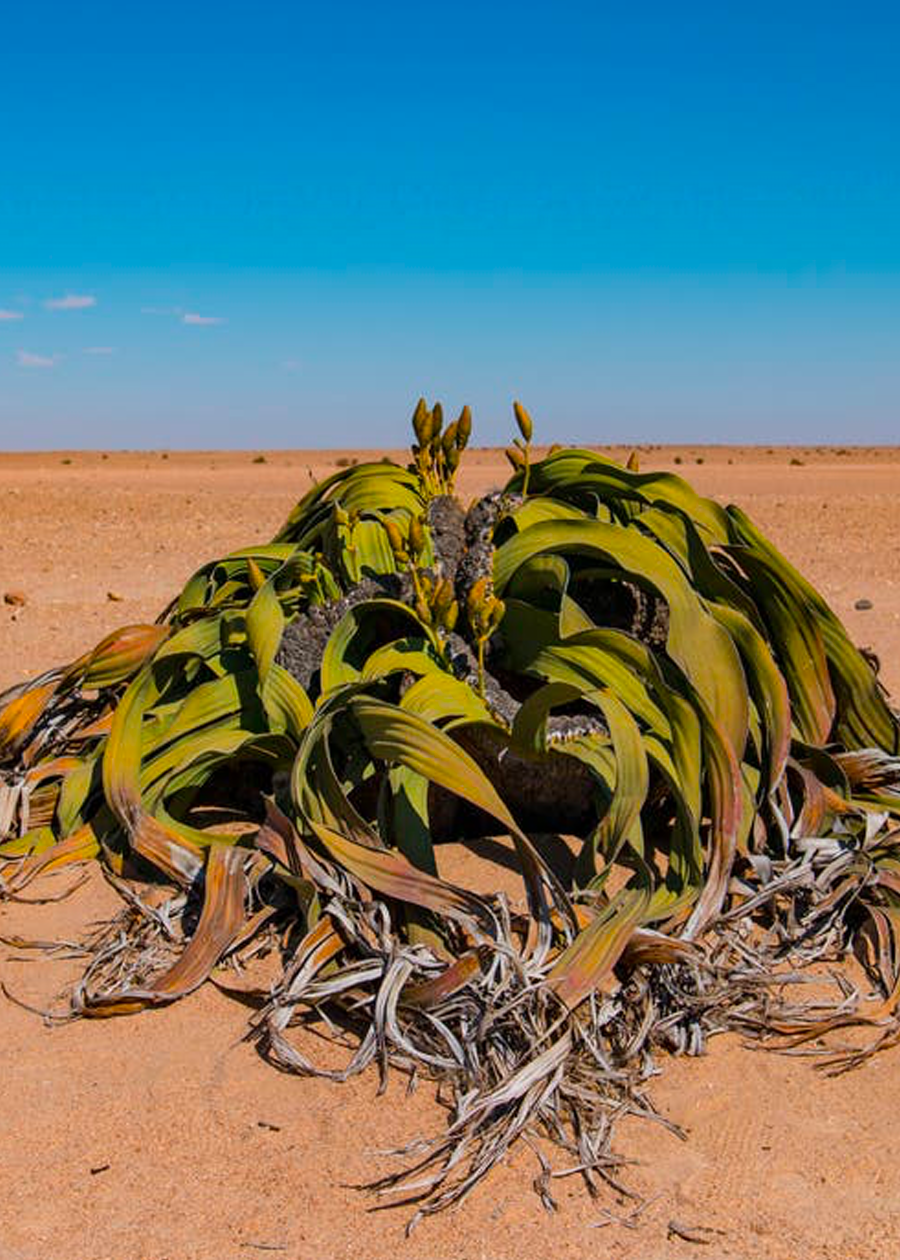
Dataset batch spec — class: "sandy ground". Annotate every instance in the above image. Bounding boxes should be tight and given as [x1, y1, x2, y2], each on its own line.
[1, 445, 899, 1260]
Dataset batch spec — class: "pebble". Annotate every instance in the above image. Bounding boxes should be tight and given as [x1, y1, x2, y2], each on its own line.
[106, 590, 124, 602]
[855, 598, 874, 611]
[3, 590, 26, 606]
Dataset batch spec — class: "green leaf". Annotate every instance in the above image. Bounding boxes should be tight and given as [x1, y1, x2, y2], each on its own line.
[494, 517, 749, 757]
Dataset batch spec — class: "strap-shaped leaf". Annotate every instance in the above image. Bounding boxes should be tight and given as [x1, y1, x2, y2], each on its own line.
[246, 575, 285, 687]
[344, 694, 577, 935]
[711, 602, 790, 796]
[727, 545, 834, 746]
[573, 690, 649, 882]
[494, 518, 748, 757]
[81, 842, 248, 1015]
[66, 623, 169, 690]
[547, 886, 651, 1010]
[303, 817, 490, 927]
[349, 697, 521, 833]
[729, 505, 899, 754]
[321, 600, 437, 692]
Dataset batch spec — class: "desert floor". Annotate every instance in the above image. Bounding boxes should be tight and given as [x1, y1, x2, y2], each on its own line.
[1, 445, 899, 1260]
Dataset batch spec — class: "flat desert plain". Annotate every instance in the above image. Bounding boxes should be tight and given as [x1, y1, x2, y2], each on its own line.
[1, 445, 900, 1260]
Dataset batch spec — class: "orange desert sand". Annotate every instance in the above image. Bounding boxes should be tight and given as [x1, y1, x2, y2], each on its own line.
[2, 445, 899, 1260]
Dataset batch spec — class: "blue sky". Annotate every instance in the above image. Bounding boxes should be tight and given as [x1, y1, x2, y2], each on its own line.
[1, 1, 898, 448]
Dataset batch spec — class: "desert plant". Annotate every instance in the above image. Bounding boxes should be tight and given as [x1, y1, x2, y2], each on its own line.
[2, 400, 900, 1225]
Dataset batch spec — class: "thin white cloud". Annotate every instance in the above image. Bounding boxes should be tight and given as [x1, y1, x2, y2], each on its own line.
[0, 309, 24, 321]
[141, 305, 182, 316]
[16, 349, 58, 368]
[84, 345, 116, 355]
[45, 293, 97, 310]
[182, 312, 225, 326]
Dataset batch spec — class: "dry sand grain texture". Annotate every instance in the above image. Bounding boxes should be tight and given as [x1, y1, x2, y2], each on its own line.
[1, 446, 899, 1260]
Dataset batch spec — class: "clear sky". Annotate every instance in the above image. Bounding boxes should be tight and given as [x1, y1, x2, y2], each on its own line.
[1, 1, 898, 449]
